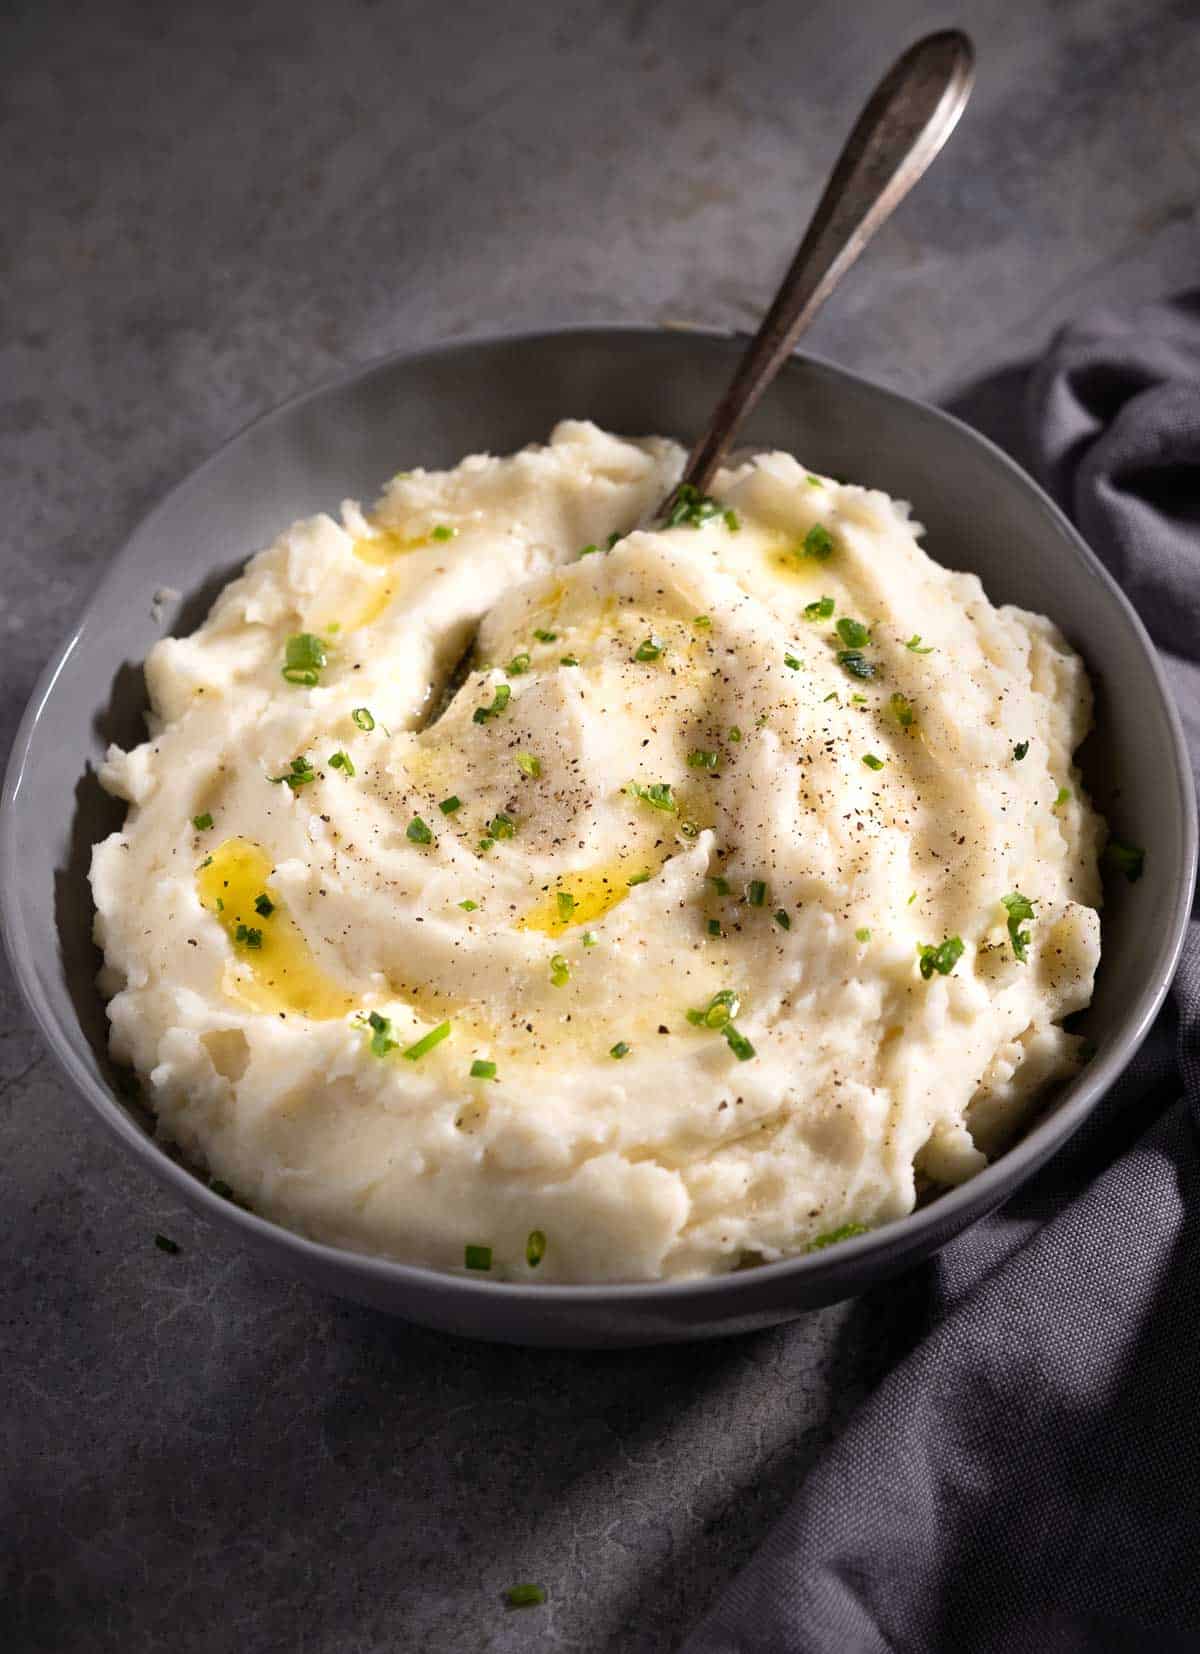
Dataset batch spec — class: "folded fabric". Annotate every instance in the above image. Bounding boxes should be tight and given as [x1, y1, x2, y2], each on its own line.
[683, 293, 1200, 1654]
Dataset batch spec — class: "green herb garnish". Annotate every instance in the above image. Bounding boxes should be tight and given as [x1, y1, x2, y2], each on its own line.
[917, 936, 964, 980]
[506, 651, 531, 677]
[904, 634, 934, 654]
[666, 483, 722, 528]
[559, 654, 579, 667]
[488, 812, 516, 840]
[806, 1222, 868, 1252]
[555, 891, 576, 924]
[515, 752, 541, 779]
[706, 919, 724, 938]
[855, 927, 871, 942]
[269, 755, 317, 790]
[281, 632, 328, 686]
[470, 1059, 497, 1080]
[352, 706, 375, 731]
[473, 683, 512, 724]
[688, 749, 719, 771]
[862, 753, 885, 771]
[403, 1020, 451, 1061]
[804, 596, 835, 621]
[366, 1011, 397, 1057]
[802, 523, 834, 559]
[746, 879, 767, 907]
[728, 725, 742, 742]
[439, 795, 462, 815]
[693, 615, 712, 630]
[549, 954, 570, 988]
[253, 893, 274, 918]
[773, 909, 790, 930]
[610, 1041, 631, 1059]
[406, 816, 434, 845]
[890, 692, 915, 729]
[464, 1243, 491, 1270]
[1001, 891, 1036, 962]
[458, 899, 478, 911]
[534, 628, 557, 642]
[724, 509, 741, 531]
[634, 635, 665, 662]
[328, 749, 356, 777]
[687, 988, 740, 1030]
[724, 1025, 756, 1062]
[836, 617, 870, 649]
[784, 653, 803, 671]
[1103, 837, 1146, 882]
[626, 780, 676, 813]
[526, 1231, 546, 1267]
[504, 1584, 546, 1609]
[1013, 740, 1029, 761]
[1053, 786, 1071, 809]
[837, 650, 874, 680]
[627, 871, 651, 886]
[234, 923, 263, 949]
[192, 812, 213, 831]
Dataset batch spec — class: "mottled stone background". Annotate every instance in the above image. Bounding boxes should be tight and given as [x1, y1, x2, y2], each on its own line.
[3, 1, 1197, 1648]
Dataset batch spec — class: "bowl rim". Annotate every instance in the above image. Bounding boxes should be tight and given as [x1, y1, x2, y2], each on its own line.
[3, 322, 1195, 1306]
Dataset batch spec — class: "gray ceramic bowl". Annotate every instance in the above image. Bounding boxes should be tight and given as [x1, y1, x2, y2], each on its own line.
[3, 327, 1195, 1346]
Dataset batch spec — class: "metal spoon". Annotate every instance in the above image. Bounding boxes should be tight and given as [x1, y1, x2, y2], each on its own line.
[663, 30, 974, 512]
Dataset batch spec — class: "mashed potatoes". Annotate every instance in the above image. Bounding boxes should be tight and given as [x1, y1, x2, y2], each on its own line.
[90, 422, 1103, 1282]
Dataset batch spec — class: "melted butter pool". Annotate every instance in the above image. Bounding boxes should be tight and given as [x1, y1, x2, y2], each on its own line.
[197, 838, 357, 1020]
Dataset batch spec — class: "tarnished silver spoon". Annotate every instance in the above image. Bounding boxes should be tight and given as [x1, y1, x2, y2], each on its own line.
[662, 29, 974, 515]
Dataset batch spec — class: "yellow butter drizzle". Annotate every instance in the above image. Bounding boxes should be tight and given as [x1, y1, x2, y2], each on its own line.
[518, 863, 647, 937]
[197, 838, 356, 1020]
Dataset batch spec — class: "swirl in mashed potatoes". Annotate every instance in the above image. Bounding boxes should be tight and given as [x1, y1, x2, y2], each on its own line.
[90, 422, 1103, 1281]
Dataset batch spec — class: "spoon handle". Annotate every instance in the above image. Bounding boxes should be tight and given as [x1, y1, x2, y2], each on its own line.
[673, 30, 974, 499]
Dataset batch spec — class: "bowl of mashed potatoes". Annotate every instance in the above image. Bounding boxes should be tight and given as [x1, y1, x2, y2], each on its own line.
[3, 329, 1194, 1345]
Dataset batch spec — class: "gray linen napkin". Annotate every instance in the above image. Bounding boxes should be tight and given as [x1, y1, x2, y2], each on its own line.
[683, 294, 1200, 1654]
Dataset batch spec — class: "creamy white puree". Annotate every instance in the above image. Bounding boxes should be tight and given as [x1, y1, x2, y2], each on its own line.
[91, 422, 1103, 1281]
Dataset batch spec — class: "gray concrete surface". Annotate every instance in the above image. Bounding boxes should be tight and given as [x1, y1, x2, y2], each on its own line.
[3, 0, 1197, 1648]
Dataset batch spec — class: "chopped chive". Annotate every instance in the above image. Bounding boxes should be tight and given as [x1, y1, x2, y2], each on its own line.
[1103, 837, 1146, 882]
[253, 893, 274, 918]
[907, 890, 917, 905]
[806, 1222, 868, 1252]
[627, 871, 651, 886]
[154, 1234, 180, 1255]
[837, 650, 874, 680]
[198, 856, 213, 869]
[1053, 786, 1071, 809]
[710, 875, 731, 896]
[806, 474, 823, 488]
[439, 795, 462, 815]
[773, 908, 790, 930]
[430, 524, 456, 541]
[534, 628, 557, 642]
[862, 753, 885, 771]
[269, 754, 317, 789]
[559, 654, 579, 667]
[687, 988, 741, 1030]
[549, 954, 570, 988]
[506, 651, 531, 677]
[403, 1020, 451, 1061]
[556, 890, 575, 922]
[366, 1010, 397, 1056]
[802, 523, 834, 560]
[406, 816, 434, 845]
[458, 899, 478, 911]
[610, 1041, 631, 1059]
[693, 614, 712, 629]
[855, 926, 871, 942]
[581, 931, 598, 947]
[1001, 891, 1036, 962]
[904, 634, 934, 654]
[515, 751, 541, 779]
[473, 683, 512, 723]
[526, 1230, 546, 1267]
[470, 1059, 497, 1080]
[634, 635, 665, 662]
[192, 812, 213, 831]
[890, 692, 915, 729]
[707, 918, 724, 937]
[688, 749, 719, 771]
[477, 837, 496, 854]
[488, 812, 516, 840]
[851, 693, 867, 705]
[679, 819, 700, 839]
[728, 725, 742, 742]
[352, 706, 376, 731]
[823, 691, 839, 704]
[578, 543, 601, 557]
[724, 1024, 756, 1061]
[504, 1584, 546, 1609]
[666, 483, 722, 528]
[784, 653, 803, 671]
[281, 632, 328, 686]
[804, 596, 835, 621]
[746, 879, 767, 907]
[1013, 740, 1029, 761]
[723, 508, 741, 531]
[836, 617, 870, 649]
[917, 936, 964, 980]
[234, 923, 263, 949]
[328, 749, 356, 777]
[626, 780, 676, 813]
[605, 531, 621, 550]
[464, 1243, 491, 1270]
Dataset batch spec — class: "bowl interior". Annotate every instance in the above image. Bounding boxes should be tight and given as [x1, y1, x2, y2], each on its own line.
[3, 327, 1193, 1341]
